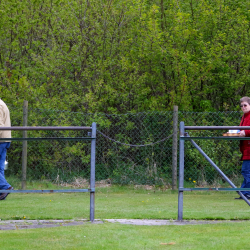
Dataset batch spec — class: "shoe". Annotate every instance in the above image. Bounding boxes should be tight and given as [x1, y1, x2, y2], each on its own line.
[0, 187, 13, 200]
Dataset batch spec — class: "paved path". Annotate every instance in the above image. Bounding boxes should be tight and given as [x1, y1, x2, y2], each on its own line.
[104, 219, 243, 226]
[0, 219, 245, 230]
[0, 219, 101, 230]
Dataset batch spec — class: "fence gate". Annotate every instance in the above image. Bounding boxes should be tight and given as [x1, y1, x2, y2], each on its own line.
[0, 123, 96, 221]
[178, 122, 250, 220]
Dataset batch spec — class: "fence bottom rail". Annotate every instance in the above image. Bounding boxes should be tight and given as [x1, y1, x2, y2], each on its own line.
[0, 189, 95, 193]
[180, 188, 250, 191]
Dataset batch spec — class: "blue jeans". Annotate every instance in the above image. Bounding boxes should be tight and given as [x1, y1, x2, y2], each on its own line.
[0, 142, 11, 190]
[241, 160, 250, 196]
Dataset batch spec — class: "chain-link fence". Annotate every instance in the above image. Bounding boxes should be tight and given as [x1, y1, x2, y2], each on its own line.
[5, 104, 244, 189]
[179, 111, 243, 187]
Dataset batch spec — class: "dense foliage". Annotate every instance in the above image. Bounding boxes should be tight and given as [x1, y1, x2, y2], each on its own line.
[6, 106, 243, 186]
[1, 0, 250, 113]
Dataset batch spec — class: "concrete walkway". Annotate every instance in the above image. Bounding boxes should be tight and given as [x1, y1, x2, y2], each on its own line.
[104, 219, 241, 226]
[0, 219, 101, 230]
[0, 219, 244, 230]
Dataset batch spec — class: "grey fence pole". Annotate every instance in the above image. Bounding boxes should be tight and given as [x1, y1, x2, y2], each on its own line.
[90, 122, 96, 222]
[178, 121, 185, 220]
[22, 100, 28, 189]
[172, 105, 178, 190]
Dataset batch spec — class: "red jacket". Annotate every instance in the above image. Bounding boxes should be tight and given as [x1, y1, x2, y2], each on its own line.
[240, 111, 250, 160]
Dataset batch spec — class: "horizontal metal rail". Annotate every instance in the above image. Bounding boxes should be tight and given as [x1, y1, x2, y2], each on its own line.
[0, 189, 95, 193]
[180, 136, 250, 140]
[0, 126, 91, 130]
[185, 126, 250, 130]
[180, 188, 250, 191]
[0, 137, 95, 141]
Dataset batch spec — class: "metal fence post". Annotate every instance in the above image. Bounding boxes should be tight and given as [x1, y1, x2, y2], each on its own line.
[22, 100, 28, 189]
[178, 121, 185, 220]
[90, 122, 96, 222]
[172, 105, 178, 190]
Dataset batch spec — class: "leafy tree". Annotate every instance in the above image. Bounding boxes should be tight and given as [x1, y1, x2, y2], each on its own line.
[0, 0, 250, 112]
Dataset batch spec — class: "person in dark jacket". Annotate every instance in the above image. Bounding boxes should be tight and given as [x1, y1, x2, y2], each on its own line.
[236, 96, 250, 199]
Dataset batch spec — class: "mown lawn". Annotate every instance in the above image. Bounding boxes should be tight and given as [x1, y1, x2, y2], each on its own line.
[1, 221, 250, 250]
[1, 185, 250, 249]
[1, 185, 249, 220]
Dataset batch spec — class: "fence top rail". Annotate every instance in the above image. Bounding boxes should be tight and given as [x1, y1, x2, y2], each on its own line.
[184, 126, 250, 130]
[0, 126, 92, 131]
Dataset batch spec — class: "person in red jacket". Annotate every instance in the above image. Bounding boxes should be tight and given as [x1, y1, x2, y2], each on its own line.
[236, 96, 250, 199]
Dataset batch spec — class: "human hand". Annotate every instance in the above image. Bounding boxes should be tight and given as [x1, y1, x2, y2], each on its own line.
[239, 130, 246, 137]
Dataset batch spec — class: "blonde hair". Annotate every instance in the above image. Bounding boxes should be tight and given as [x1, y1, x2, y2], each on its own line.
[240, 96, 250, 105]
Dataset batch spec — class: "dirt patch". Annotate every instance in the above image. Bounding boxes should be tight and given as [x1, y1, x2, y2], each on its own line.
[60, 178, 112, 188]
[60, 178, 172, 190]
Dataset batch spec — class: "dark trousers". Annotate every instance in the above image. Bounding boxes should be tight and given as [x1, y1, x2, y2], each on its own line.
[241, 160, 250, 196]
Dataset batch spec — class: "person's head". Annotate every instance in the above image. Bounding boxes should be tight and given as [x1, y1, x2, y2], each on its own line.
[240, 96, 250, 114]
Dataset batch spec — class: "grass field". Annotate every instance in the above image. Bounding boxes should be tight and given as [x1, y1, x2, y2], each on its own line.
[1, 185, 249, 220]
[2, 221, 250, 250]
[1, 185, 250, 249]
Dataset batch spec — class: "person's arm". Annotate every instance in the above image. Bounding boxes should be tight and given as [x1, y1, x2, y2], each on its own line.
[0, 106, 5, 137]
[239, 116, 250, 137]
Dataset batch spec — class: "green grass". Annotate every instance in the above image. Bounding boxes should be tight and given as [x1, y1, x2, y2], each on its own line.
[6, 176, 78, 190]
[1, 222, 250, 249]
[1, 185, 250, 249]
[0, 185, 250, 220]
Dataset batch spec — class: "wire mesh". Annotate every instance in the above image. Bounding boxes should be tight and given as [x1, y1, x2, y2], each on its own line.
[179, 111, 243, 187]
[5, 106, 244, 189]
